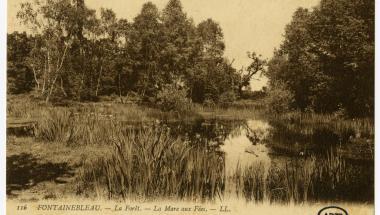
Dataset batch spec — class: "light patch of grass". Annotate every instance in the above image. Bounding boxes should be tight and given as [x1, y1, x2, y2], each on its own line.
[195, 105, 263, 120]
[273, 111, 374, 138]
[7, 94, 44, 119]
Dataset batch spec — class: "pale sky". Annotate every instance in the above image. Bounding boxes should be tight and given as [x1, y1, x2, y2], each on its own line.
[7, 0, 320, 90]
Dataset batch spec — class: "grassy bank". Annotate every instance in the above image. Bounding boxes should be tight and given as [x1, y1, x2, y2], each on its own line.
[265, 110, 374, 160]
[272, 111, 374, 137]
[6, 94, 374, 202]
[7, 134, 372, 203]
[7, 94, 374, 159]
[7, 94, 264, 124]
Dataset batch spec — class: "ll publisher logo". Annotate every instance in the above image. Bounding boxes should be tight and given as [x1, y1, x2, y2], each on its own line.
[317, 206, 348, 215]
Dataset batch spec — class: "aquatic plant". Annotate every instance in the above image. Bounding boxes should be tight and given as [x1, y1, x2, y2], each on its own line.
[76, 126, 225, 201]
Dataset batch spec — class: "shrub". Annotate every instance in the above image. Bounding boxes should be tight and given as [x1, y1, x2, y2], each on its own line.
[36, 109, 74, 142]
[266, 82, 294, 114]
[203, 98, 216, 108]
[156, 84, 192, 113]
[218, 90, 237, 107]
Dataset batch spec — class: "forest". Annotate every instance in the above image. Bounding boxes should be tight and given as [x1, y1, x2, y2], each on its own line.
[6, 0, 375, 206]
[7, 0, 374, 117]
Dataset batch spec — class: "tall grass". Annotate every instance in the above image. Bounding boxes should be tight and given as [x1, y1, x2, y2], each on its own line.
[233, 158, 315, 204]
[272, 111, 374, 138]
[316, 149, 347, 190]
[76, 126, 225, 201]
[32, 108, 362, 203]
[267, 110, 374, 161]
[8, 95, 371, 202]
[35, 109, 115, 144]
[195, 105, 263, 120]
[233, 162, 266, 202]
[283, 157, 315, 203]
[7, 94, 42, 119]
[232, 153, 354, 204]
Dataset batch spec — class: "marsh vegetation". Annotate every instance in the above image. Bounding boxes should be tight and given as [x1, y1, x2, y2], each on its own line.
[6, 0, 374, 206]
[7, 97, 374, 203]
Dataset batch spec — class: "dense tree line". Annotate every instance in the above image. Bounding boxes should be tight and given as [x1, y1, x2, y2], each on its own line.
[7, 32, 34, 94]
[8, 0, 264, 106]
[266, 0, 374, 117]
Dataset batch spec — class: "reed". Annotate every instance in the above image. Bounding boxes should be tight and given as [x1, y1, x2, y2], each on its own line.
[7, 95, 42, 119]
[35, 109, 107, 144]
[315, 149, 348, 190]
[195, 105, 263, 120]
[8, 95, 370, 202]
[271, 111, 374, 138]
[76, 126, 225, 201]
[232, 162, 266, 202]
[283, 157, 315, 203]
[35, 109, 74, 142]
[230, 155, 348, 204]
[233, 153, 353, 204]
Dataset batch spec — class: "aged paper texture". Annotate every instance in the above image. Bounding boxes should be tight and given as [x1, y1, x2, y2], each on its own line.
[6, 0, 374, 214]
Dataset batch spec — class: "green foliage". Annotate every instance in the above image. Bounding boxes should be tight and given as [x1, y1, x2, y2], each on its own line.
[190, 59, 239, 103]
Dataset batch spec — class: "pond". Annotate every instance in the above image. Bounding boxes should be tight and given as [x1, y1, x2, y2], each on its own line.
[161, 117, 374, 203]
[78, 116, 373, 203]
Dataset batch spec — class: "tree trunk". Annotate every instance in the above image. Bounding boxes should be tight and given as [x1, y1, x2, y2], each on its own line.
[45, 75, 59, 104]
[32, 67, 40, 90]
[95, 65, 103, 97]
[44, 44, 68, 103]
[118, 73, 123, 103]
[60, 77, 67, 97]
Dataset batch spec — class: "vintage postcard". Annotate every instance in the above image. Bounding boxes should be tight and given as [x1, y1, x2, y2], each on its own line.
[5, 0, 374, 214]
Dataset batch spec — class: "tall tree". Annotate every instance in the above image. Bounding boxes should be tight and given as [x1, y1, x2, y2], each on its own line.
[7, 32, 34, 94]
[266, 0, 374, 116]
[197, 19, 225, 59]
[307, 0, 374, 115]
[17, 0, 97, 102]
[128, 2, 164, 99]
[238, 52, 266, 96]
[161, 0, 198, 83]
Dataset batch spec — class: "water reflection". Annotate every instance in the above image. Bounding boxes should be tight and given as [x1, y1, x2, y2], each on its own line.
[163, 117, 373, 203]
[84, 117, 373, 202]
[221, 120, 271, 176]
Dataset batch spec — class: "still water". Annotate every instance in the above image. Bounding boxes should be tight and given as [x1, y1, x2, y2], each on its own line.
[161, 118, 374, 203]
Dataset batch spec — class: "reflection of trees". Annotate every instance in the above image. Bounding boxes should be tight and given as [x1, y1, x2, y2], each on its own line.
[160, 119, 248, 200]
[164, 119, 246, 148]
[242, 123, 269, 145]
[126, 120, 241, 200]
[228, 123, 246, 139]
[266, 120, 342, 156]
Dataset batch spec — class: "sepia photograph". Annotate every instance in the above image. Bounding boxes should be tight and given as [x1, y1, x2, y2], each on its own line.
[5, 0, 375, 214]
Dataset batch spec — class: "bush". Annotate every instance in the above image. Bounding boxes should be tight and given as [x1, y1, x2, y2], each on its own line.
[218, 90, 237, 107]
[203, 98, 216, 108]
[266, 82, 294, 114]
[7, 64, 34, 94]
[156, 84, 193, 113]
